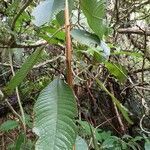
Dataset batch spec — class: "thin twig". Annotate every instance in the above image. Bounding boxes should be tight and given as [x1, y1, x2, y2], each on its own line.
[130, 67, 150, 74]
[109, 82, 126, 134]
[5, 99, 22, 122]
[118, 27, 150, 36]
[135, 86, 150, 91]
[95, 116, 117, 129]
[140, 114, 150, 134]
[0, 54, 63, 69]
[9, 51, 26, 133]
[141, 30, 147, 95]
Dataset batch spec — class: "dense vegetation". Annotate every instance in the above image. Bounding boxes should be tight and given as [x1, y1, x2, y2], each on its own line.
[0, 0, 150, 149]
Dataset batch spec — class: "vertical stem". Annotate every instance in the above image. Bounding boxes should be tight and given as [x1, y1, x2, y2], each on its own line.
[65, 0, 73, 87]
[109, 82, 125, 134]
[141, 33, 147, 95]
[9, 52, 26, 133]
[65, 1, 74, 149]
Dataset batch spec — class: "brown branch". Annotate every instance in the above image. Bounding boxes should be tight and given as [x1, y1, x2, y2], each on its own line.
[120, 0, 150, 21]
[0, 63, 19, 69]
[0, 55, 62, 69]
[65, 0, 73, 87]
[98, 107, 121, 135]
[128, 35, 150, 62]
[118, 28, 150, 36]
[13, 42, 47, 49]
[141, 30, 148, 95]
[125, 32, 150, 61]
[115, 0, 119, 23]
[108, 82, 126, 134]
[130, 67, 150, 74]
[129, 0, 150, 14]
[129, 35, 144, 49]
[33, 54, 63, 69]
[0, 42, 47, 49]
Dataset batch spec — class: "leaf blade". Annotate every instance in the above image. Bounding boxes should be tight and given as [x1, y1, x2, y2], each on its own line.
[75, 136, 88, 150]
[105, 62, 127, 83]
[33, 78, 77, 150]
[80, 0, 107, 38]
[0, 120, 19, 132]
[32, 0, 65, 27]
[5, 48, 42, 94]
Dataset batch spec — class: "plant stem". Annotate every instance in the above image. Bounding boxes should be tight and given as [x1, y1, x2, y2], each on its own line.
[65, 0, 73, 87]
[9, 51, 26, 133]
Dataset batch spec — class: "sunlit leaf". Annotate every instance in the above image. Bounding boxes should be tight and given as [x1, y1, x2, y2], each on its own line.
[32, 0, 65, 26]
[100, 41, 110, 59]
[40, 26, 65, 41]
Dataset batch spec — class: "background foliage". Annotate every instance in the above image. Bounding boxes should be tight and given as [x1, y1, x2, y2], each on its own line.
[0, 0, 150, 149]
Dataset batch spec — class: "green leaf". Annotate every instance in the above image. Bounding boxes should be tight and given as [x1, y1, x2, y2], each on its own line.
[71, 29, 109, 60]
[96, 78, 133, 124]
[40, 26, 65, 41]
[100, 41, 110, 59]
[145, 140, 150, 150]
[89, 124, 100, 150]
[15, 133, 26, 150]
[132, 136, 143, 142]
[0, 120, 19, 132]
[92, 49, 106, 63]
[101, 138, 116, 149]
[121, 141, 128, 150]
[5, 48, 42, 94]
[112, 51, 143, 58]
[71, 29, 100, 48]
[80, 0, 107, 38]
[13, 48, 24, 65]
[33, 78, 77, 150]
[75, 136, 88, 150]
[7, 143, 15, 150]
[32, 0, 65, 27]
[20, 140, 34, 150]
[105, 62, 127, 83]
[96, 131, 112, 142]
[56, 10, 65, 26]
[77, 120, 101, 149]
[77, 120, 97, 136]
[24, 113, 33, 128]
[56, 0, 74, 26]
[128, 144, 138, 150]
